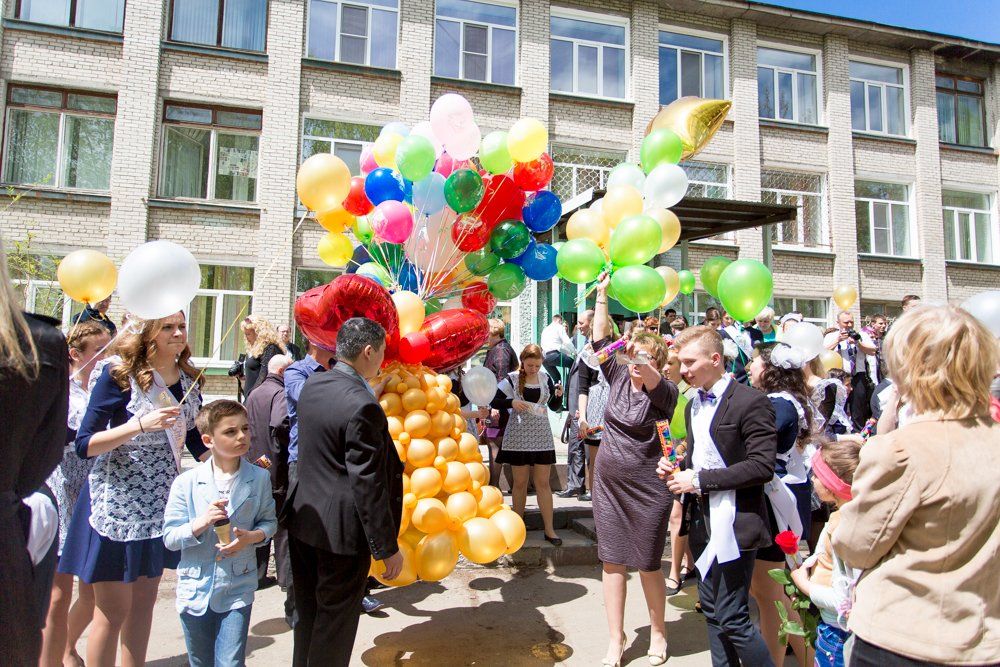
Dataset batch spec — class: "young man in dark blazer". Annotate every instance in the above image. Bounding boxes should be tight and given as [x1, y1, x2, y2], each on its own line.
[282, 317, 404, 667]
[660, 326, 776, 667]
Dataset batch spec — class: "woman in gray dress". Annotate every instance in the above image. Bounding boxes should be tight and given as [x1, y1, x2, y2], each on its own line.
[592, 276, 678, 667]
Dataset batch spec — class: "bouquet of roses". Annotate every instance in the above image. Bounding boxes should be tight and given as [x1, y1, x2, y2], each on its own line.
[767, 530, 820, 651]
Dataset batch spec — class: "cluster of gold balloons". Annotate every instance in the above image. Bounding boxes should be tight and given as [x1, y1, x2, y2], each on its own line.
[370, 361, 526, 586]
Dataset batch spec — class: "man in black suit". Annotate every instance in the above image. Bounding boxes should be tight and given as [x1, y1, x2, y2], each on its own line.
[283, 317, 404, 667]
[661, 326, 776, 667]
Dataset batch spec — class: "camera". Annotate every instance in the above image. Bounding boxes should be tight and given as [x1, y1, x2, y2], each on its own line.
[227, 354, 246, 378]
[844, 329, 862, 342]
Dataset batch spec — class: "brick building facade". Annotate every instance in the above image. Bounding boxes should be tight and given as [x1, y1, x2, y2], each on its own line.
[2, 0, 997, 397]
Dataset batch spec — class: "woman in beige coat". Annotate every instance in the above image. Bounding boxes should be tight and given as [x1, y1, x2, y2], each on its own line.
[832, 304, 1000, 666]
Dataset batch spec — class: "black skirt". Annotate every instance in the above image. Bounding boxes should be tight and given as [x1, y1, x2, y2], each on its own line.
[495, 448, 557, 466]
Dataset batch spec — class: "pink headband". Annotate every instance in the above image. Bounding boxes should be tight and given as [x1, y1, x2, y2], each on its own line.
[811, 451, 853, 502]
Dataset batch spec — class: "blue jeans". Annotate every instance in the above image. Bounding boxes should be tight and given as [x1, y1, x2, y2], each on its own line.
[814, 622, 849, 667]
[179, 606, 253, 667]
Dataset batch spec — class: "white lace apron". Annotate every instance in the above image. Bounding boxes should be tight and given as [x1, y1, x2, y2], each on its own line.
[499, 370, 554, 452]
[762, 391, 815, 537]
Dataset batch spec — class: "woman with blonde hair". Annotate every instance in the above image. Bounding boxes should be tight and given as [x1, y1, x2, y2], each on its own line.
[491, 343, 563, 545]
[833, 305, 1000, 666]
[59, 312, 208, 667]
[239, 314, 286, 397]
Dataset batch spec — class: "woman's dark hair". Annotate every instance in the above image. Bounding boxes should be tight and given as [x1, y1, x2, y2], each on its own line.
[754, 341, 814, 445]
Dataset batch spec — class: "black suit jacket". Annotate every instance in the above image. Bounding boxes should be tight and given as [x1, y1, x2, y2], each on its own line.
[284, 362, 403, 560]
[683, 380, 776, 551]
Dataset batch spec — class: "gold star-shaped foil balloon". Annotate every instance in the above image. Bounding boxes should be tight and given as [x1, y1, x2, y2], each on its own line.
[645, 97, 732, 160]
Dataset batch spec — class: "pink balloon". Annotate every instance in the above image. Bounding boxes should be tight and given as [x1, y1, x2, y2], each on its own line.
[405, 209, 459, 273]
[372, 200, 414, 244]
[445, 122, 482, 161]
[430, 94, 474, 143]
[360, 146, 378, 175]
[435, 152, 457, 178]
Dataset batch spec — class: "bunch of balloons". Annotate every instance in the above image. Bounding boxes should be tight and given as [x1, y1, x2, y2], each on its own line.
[369, 362, 526, 586]
[694, 255, 774, 323]
[296, 93, 564, 321]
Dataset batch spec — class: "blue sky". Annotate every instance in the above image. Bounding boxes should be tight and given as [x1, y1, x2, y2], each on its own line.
[758, 1, 1000, 44]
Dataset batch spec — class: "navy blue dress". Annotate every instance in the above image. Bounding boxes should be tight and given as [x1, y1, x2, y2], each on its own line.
[58, 366, 206, 583]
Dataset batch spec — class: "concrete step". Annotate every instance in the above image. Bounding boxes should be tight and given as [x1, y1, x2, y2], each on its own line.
[504, 530, 599, 568]
[522, 504, 594, 532]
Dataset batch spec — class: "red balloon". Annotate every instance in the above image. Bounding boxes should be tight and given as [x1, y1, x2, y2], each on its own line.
[512, 153, 554, 192]
[420, 308, 489, 373]
[461, 281, 497, 315]
[451, 215, 492, 252]
[343, 176, 374, 216]
[293, 285, 338, 350]
[291, 274, 400, 358]
[474, 174, 525, 229]
[398, 332, 431, 364]
[435, 152, 457, 178]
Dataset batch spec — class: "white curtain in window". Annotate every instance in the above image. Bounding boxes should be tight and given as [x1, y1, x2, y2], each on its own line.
[223, 0, 268, 51]
[5, 110, 60, 185]
[18, 0, 70, 25]
[76, 0, 125, 32]
[171, 0, 219, 45]
[62, 116, 114, 190]
[162, 126, 210, 198]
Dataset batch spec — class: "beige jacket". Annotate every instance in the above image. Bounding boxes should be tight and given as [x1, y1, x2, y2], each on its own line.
[832, 418, 1000, 665]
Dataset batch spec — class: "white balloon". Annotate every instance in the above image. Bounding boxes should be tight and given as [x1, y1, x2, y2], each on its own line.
[607, 163, 646, 191]
[589, 197, 604, 217]
[643, 163, 688, 209]
[462, 365, 498, 406]
[118, 240, 201, 320]
[782, 322, 825, 361]
[961, 290, 1000, 338]
[405, 209, 459, 274]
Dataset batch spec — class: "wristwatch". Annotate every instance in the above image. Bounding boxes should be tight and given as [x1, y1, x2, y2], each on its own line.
[691, 472, 701, 492]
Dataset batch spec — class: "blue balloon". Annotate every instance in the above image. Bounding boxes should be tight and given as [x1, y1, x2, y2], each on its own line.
[403, 178, 414, 204]
[519, 243, 559, 281]
[346, 245, 371, 274]
[380, 121, 409, 137]
[412, 173, 446, 215]
[365, 168, 406, 205]
[522, 191, 563, 233]
[398, 261, 422, 293]
[509, 238, 537, 266]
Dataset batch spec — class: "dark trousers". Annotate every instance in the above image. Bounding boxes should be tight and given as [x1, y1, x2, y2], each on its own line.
[255, 541, 271, 581]
[849, 372, 874, 431]
[289, 535, 369, 667]
[849, 637, 944, 667]
[542, 351, 573, 391]
[283, 462, 298, 627]
[563, 415, 586, 493]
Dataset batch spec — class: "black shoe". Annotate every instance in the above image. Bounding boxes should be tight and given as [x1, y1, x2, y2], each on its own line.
[258, 575, 278, 590]
[361, 595, 384, 614]
[544, 534, 563, 547]
[665, 577, 681, 596]
[556, 488, 583, 498]
[579, 492, 592, 502]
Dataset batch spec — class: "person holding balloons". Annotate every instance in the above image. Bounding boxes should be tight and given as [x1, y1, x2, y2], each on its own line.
[59, 312, 207, 667]
[589, 275, 678, 667]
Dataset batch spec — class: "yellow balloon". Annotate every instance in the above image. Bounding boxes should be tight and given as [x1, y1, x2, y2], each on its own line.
[297, 153, 351, 212]
[317, 232, 353, 268]
[374, 541, 417, 587]
[410, 466, 443, 499]
[655, 266, 681, 307]
[398, 506, 410, 535]
[507, 118, 548, 163]
[404, 410, 432, 438]
[406, 438, 436, 468]
[602, 185, 644, 228]
[393, 440, 406, 462]
[57, 249, 117, 304]
[373, 132, 403, 168]
[446, 491, 479, 525]
[380, 393, 403, 417]
[415, 531, 459, 581]
[646, 97, 733, 161]
[402, 472, 411, 495]
[457, 432, 481, 463]
[400, 524, 424, 549]
[490, 509, 527, 554]
[445, 393, 461, 412]
[459, 517, 507, 564]
[819, 349, 843, 372]
[436, 437, 459, 462]
[430, 410, 454, 438]
[566, 208, 610, 247]
[465, 461, 489, 487]
[402, 388, 429, 412]
[647, 208, 681, 253]
[412, 497, 448, 534]
[316, 206, 356, 233]
[833, 285, 858, 312]
[477, 485, 503, 517]
[442, 460, 472, 494]
[436, 375, 453, 393]
[392, 291, 425, 336]
[386, 415, 404, 439]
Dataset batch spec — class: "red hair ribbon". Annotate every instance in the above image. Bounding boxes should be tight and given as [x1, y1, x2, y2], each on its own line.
[811, 451, 852, 502]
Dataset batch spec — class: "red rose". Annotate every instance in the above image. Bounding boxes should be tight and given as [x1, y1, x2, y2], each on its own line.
[774, 530, 800, 556]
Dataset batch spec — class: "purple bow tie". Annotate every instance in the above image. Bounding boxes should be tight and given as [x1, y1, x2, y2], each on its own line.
[698, 390, 717, 404]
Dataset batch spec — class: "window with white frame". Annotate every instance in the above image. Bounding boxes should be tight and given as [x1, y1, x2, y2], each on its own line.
[855, 180, 911, 257]
[293, 267, 341, 348]
[434, 0, 516, 85]
[9, 254, 84, 325]
[860, 300, 902, 320]
[2, 84, 116, 190]
[761, 170, 825, 248]
[550, 145, 623, 203]
[936, 74, 987, 147]
[301, 119, 380, 175]
[658, 30, 725, 105]
[550, 12, 627, 100]
[772, 296, 827, 326]
[757, 46, 819, 125]
[188, 265, 253, 366]
[170, 0, 268, 52]
[683, 161, 733, 241]
[16, 0, 125, 32]
[850, 60, 907, 136]
[159, 103, 260, 203]
[307, 0, 398, 68]
[943, 190, 995, 264]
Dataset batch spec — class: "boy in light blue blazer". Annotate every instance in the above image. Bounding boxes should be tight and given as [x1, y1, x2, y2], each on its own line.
[164, 400, 277, 667]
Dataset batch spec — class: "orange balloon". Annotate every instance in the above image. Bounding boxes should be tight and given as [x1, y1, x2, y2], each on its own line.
[465, 461, 489, 487]
[402, 472, 411, 495]
[430, 410, 454, 438]
[442, 460, 472, 494]
[436, 437, 459, 462]
[57, 249, 117, 304]
[406, 438, 437, 468]
[393, 440, 406, 462]
[459, 517, 507, 564]
[477, 485, 503, 517]
[402, 388, 428, 412]
[415, 531, 459, 581]
[566, 208, 610, 247]
[374, 540, 417, 587]
[404, 410, 432, 439]
[436, 375, 453, 393]
[457, 432, 481, 462]
[490, 509, 527, 554]
[412, 498, 448, 534]
[445, 491, 479, 525]
[400, 524, 424, 549]
[386, 415, 404, 439]
[316, 206, 356, 233]
[409, 466, 443, 499]
[819, 349, 843, 372]
[647, 208, 681, 253]
[445, 393, 461, 412]
[297, 153, 351, 212]
[655, 266, 681, 307]
[380, 393, 403, 417]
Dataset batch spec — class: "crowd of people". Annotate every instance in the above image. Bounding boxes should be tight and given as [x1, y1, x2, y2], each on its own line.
[3, 226, 999, 667]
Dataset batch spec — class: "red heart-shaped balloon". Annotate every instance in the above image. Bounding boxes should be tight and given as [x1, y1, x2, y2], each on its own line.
[420, 308, 489, 373]
[294, 275, 400, 358]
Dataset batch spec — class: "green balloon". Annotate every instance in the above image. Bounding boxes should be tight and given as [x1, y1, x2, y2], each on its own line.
[640, 129, 683, 174]
[609, 214, 662, 267]
[487, 263, 527, 300]
[424, 297, 444, 314]
[556, 239, 605, 284]
[678, 269, 695, 295]
[395, 135, 435, 182]
[354, 216, 373, 244]
[699, 256, 732, 298]
[671, 392, 688, 440]
[480, 131, 513, 175]
[490, 220, 532, 259]
[444, 169, 484, 214]
[717, 259, 773, 322]
[610, 265, 666, 313]
[465, 248, 501, 276]
[357, 262, 392, 288]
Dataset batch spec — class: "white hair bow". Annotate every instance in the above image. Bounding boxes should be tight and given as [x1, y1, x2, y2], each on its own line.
[770, 343, 809, 370]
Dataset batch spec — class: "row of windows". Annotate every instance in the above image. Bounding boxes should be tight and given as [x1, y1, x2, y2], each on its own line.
[13, 1, 990, 147]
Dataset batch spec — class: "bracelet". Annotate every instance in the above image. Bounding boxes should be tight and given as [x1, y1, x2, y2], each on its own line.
[138, 417, 145, 433]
